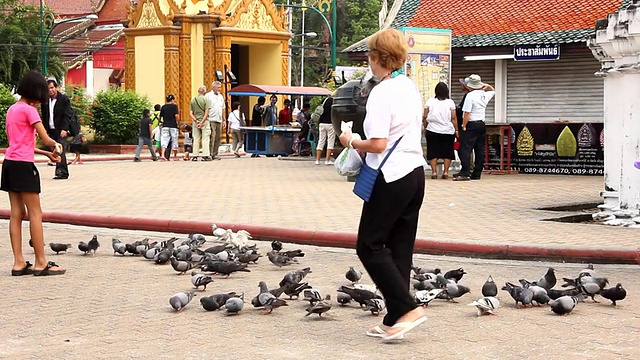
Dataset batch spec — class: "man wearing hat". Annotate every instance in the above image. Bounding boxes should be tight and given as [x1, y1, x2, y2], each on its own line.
[41, 78, 73, 179]
[454, 74, 495, 181]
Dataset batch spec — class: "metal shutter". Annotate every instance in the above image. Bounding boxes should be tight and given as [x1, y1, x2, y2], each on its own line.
[451, 57, 495, 122]
[506, 49, 603, 123]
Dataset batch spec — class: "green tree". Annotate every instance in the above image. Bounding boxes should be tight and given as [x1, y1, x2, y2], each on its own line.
[0, 1, 65, 88]
[90, 89, 151, 145]
[0, 84, 16, 146]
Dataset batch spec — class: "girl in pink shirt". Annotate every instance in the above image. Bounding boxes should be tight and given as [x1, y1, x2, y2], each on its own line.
[1, 71, 65, 276]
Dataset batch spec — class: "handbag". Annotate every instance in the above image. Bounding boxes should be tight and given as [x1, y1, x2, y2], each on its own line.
[353, 136, 404, 202]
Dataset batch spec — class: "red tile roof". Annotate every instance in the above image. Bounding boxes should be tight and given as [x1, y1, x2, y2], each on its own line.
[97, 0, 128, 24]
[406, 0, 624, 36]
[21, 0, 102, 17]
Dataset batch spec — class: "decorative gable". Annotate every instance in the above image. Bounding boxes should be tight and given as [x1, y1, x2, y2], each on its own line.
[127, 0, 172, 28]
[217, 0, 288, 32]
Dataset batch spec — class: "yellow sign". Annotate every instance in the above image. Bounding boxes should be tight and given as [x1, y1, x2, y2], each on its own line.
[404, 31, 451, 53]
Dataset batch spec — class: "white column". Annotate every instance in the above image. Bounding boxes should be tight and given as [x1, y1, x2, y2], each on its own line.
[86, 59, 95, 97]
[494, 59, 507, 123]
[618, 69, 640, 212]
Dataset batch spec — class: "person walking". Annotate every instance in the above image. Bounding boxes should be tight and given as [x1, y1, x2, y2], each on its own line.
[338, 28, 427, 341]
[189, 85, 212, 161]
[133, 109, 158, 162]
[41, 78, 73, 179]
[2, 71, 66, 276]
[454, 74, 495, 181]
[423, 82, 458, 179]
[159, 94, 180, 161]
[206, 81, 225, 160]
[314, 97, 335, 165]
[227, 101, 245, 157]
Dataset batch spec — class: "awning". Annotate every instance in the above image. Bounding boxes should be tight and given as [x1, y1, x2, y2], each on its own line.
[228, 84, 332, 97]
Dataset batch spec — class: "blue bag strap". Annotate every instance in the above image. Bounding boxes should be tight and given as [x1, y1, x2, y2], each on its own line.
[377, 135, 404, 170]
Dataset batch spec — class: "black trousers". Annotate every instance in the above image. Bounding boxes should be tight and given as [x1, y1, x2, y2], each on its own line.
[356, 166, 425, 327]
[459, 121, 486, 178]
[47, 129, 69, 178]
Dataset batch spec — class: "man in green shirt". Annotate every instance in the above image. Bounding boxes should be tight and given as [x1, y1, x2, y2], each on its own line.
[189, 85, 212, 161]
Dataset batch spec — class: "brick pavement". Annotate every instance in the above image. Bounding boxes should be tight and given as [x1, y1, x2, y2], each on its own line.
[3, 155, 637, 253]
[0, 224, 638, 359]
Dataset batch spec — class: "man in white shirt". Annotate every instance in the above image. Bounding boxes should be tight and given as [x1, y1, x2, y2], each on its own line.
[205, 81, 225, 160]
[454, 74, 495, 181]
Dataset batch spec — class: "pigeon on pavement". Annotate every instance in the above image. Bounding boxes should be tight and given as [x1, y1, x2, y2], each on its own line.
[170, 257, 197, 274]
[267, 251, 298, 267]
[87, 235, 100, 255]
[271, 240, 283, 252]
[191, 271, 214, 290]
[305, 295, 332, 317]
[482, 275, 498, 297]
[78, 241, 90, 255]
[204, 261, 250, 277]
[444, 268, 466, 282]
[169, 291, 196, 311]
[415, 289, 444, 306]
[336, 293, 352, 306]
[337, 285, 382, 308]
[549, 295, 580, 315]
[535, 267, 556, 290]
[502, 282, 533, 308]
[112, 238, 126, 256]
[469, 296, 500, 316]
[279, 267, 312, 287]
[257, 281, 288, 314]
[49, 243, 72, 254]
[345, 266, 362, 284]
[599, 283, 626, 306]
[364, 298, 386, 315]
[225, 297, 244, 315]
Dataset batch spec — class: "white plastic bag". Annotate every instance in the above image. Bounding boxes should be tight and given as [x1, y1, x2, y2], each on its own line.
[335, 121, 363, 176]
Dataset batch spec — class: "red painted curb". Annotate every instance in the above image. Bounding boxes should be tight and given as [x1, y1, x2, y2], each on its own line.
[0, 209, 638, 264]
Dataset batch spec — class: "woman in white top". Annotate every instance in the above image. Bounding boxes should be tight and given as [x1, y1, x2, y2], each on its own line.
[227, 101, 245, 157]
[339, 28, 427, 342]
[423, 82, 458, 179]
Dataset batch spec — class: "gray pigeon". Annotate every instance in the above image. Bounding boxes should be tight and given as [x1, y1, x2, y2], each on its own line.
[284, 282, 312, 299]
[502, 282, 533, 308]
[526, 285, 551, 306]
[345, 266, 362, 283]
[279, 267, 312, 287]
[237, 252, 261, 264]
[444, 268, 466, 283]
[535, 267, 556, 290]
[87, 235, 100, 255]
[599, 283, 626, 306]
[155, 249, 171, 264]
[170, 257, 197, 274]
[441, 282, 471, 302]
[412, 266, 441, 275]
[481, 275, 498, 297]
[337, 285, 382, 308]
[111, 238, 126, 256]
[468, 296, 500, 316]
[205, 261, 250, 277]
[413, 280, 436, 291]
[415, 289, 444, 306]
[191, 271, 214, 290]
[364, 298, 386, 315]
[257, 281, 288, 314]
[267, 251, 298, 267]
[224, 297, 244, 315]
[143, 247, 160, 260]
[336, 293, 352, 305]
[303, 288, 323, 305]
[305, 295, 332, 317]
[201, 292, 240, 311]
[549, 295, 580, 315]
[49, 243, 72, 254]
[579, 280, 602, 302]
[169, 291, 196, 312]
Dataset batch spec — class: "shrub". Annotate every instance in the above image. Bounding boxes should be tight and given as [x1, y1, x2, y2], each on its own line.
[65, 84, 92, 126]
[89, 89, 150, 144]
[0, 84, 17, 147]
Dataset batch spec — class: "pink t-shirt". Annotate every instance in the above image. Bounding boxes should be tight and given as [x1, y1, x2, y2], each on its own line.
[5, 101, 41, 163]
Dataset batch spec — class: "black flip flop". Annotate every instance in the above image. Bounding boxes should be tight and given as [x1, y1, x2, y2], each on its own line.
[11, 261, 34, 276]
[33, 261, 66, 276]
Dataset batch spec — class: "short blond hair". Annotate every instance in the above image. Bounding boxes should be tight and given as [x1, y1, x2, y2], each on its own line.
[367, 29, 408, 71]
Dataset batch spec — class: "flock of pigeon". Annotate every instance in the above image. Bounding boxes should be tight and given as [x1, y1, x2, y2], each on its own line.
[44, 226, 627, 319]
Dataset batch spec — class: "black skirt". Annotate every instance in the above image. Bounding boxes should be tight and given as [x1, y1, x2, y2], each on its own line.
[425, 130, 455, 160]
[0, 160, 41, 193]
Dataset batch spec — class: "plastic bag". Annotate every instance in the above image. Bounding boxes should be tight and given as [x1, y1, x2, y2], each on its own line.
[335, 147, 363, 176]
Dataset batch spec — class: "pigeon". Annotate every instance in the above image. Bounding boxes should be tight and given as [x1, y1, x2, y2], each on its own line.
[412, 266, 441, 275]
[526, 285, 551, 306]
[155, 249, 171, 264]
[303, 288, 323, 305]
[49, 243, 72, 254]
[87, 235, 100, 255]
[547, 288, 580, 300]
[191, 271, 214, 290]
[413, 280, 436, 291]
[444, 268, 466, 282]
[143, 247, 160, 260]
[188, 233, 207, 246]
[482, 275, 498, 297]
[535, 267, 556, 290]
[305, 295, 332, 317]
[267, 251, 298, 267]
[271, 240, 283, 252]
[205, 261, 250, 277]
[578, 264, 595, 278]
[78, 241, 90, 255]
[280, 249, 305, 259]
[345, 266, 362, 284]
[502, 282, 533, 308]
[352, 283, 378, 293]
[469, 296, 500, 316]
[415, 289, 444, 306]
[175, 250, 193, 262]
[257, 281, 288, 314]
[364, 298, 386, 315]
[111, 238, 126, 256]
[237, 252, 261, 264]
[225, 297, 244, 315]
[204, 244, 232, 254]
[337, 285, 382, 308]
[413, 272, 438, 282]
[599, 283, 626, 306]
[201, 292, 240, 311]
[336, 293, 352, 305]
[284, 282, 312, 300]
[279, 267, 312, 287]
[441, 282, 471, 302]
[563, 275, 609, 292]
[211, 224, 228, 238]
[549, 295, 580, 315]
[579, 280, 603, 302]
[228, 230, 252, 249]
[169, 291, 196, 311]
[170, 257, 197, 274]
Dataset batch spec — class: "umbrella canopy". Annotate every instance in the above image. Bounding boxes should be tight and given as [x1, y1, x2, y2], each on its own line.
[228, 84, 332, 97]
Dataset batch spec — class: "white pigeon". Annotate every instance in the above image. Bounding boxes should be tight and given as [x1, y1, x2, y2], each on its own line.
[211, 224, 228, 238]
[415, 289, 444, 306]
[227, 229, 252, 249]
[468, 296, 500, 316]
[353, 283, 378, 293]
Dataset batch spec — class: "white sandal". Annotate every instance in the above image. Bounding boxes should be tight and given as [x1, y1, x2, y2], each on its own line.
[383, 316, 427, 341]
[366, 325, 404, 339]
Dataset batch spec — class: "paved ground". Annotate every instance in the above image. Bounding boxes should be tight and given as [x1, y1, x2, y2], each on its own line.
[3, 153, 636, 251]
[0, 224, 638, 359]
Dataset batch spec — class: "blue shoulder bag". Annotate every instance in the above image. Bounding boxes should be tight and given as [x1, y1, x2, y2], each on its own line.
[353, 136, 404, 202]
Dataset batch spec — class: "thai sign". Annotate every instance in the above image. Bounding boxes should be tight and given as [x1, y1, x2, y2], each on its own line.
[514, 44, 560, 61]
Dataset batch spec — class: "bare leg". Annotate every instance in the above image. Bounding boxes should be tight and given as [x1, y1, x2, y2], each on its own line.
[443, 159, 452, 176]
[429, 159, 438, 175]
[22, 192, 64, 272]
[8, 192, 27, 270]
[159, 147, 167, 161]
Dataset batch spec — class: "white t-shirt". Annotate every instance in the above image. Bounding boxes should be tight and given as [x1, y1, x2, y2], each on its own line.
[205, 91, 225, 123]
[424, 97, 456, 134]
[363, 74, 427, 183]
[462, 90, 495, 122]
[227, 110, 244, 130]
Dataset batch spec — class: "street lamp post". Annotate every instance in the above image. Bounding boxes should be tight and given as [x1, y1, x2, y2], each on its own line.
[285, 0, 337, 70]
[292, 32, 317, 104]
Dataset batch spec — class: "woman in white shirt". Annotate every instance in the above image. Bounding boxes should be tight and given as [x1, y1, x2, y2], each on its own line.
[423, 82, 458, 179]
[227, 101, 245, 157]
[339, 28, 427, 342]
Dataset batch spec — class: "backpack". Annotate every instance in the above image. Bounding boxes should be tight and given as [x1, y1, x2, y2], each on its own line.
[310, 99, 326, 124]
[68, 112, 81, 137]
